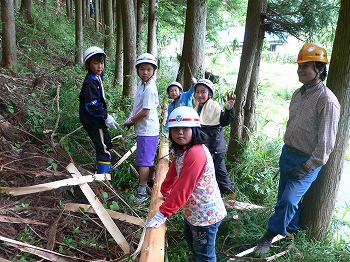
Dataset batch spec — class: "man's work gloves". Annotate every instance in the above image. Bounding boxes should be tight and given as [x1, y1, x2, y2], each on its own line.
[226, 92, 236, 110]
[105, 115, 118, 129]
[285, 163, 311, 180]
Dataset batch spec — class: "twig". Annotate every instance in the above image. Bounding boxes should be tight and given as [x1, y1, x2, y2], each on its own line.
[50, 82, 61, 146]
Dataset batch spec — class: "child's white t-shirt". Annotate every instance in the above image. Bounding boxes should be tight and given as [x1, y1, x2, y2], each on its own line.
[131, 78, 159, 136]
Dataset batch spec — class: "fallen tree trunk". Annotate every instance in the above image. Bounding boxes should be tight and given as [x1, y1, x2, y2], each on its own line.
[139, 105, 169, 262]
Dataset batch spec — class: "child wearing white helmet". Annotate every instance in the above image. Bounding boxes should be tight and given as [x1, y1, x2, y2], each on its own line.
[164, 77, 196, 134]
[79, 46, 118, 174]
[146, 106, 227, 261]
[194, 79, 236, 197]
[123, 53, 159, 203]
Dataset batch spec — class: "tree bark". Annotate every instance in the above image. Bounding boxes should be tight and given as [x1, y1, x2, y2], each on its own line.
[75, 0, 84, 66]
[20, 0, 34, 24]
[82, 0, 86, 25]
[95, 0, 101, 32]
[147, 0, 158, 58]
[243, 26, 265, 140]
[114, 0, 124, 86]
[103, 0, 114, 56]
[300, 0, 350, 240]
[177, 0, 206, 91]
[121, 0, 137, 97]
[136, 0, 145, 55]
[66, 0, 73, 18]
[13, 0, 19, 10]
[227, 0, 267, 160]
[1, 0, 17, 72]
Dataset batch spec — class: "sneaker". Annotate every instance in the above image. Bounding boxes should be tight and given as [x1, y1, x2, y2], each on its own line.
[254, 229, 277, 255]
[134, 193, 148, 204]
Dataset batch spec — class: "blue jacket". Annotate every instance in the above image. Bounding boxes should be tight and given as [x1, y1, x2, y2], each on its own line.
[79, 71, 108, 130]
[165, 84, 195, 129]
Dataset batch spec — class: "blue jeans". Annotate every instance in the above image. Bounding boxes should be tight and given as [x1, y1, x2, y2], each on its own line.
[184, 218, 221, 262]
[268, 144, 321, 236]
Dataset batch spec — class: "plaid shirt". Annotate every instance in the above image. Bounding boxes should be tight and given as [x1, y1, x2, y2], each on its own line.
[284, 81, 340, 169]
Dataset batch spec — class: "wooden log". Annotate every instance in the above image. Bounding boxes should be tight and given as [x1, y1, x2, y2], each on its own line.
[139, 117, 169, 261]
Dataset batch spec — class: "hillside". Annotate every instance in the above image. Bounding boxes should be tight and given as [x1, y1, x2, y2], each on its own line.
[0, 4, 146, 261]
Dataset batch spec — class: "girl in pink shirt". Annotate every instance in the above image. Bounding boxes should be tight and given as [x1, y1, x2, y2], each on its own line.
[146, 106, 226, 262]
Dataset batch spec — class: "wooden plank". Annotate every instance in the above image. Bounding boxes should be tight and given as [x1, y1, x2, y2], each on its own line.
[64, 203, 145, 227]
[0, 174, 111, 196]
[112, 143, 137, 169]
[229, 235, 285, 261]
[66, 163, 130, 255]
[0, 235, 87, 262]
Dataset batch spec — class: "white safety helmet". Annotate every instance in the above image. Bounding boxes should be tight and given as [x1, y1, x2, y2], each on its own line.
[194, 79, 216, 95]
[136, 53, 157, 69]
[167, 81, 183, 93]
[84, 46, 106, 63]
[168, 106, 200, 128]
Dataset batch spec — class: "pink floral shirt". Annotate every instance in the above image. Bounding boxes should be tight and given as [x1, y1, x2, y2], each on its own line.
[160, 144, 226, 226]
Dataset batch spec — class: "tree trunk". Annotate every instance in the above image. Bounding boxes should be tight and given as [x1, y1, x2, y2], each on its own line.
[114, 0, 124, 86]
[95, 0, 101, 32]
[177, 0, 206, 91]
[20, 0, 34, 24]
[136, 0, 145, 55]
[243, 29, 264, 140]
[85, 0, 90, 22]
[227, 0, 267, 160]
[121, 0, 137, 97]
[300, 0, 350, 240]
[66, 0, 73, 18]
[147, 0, 158, 58]
[103, 0, 114, 56]
[1, 0, 17, 72]
[82, 0, 86, 25]
[13, 0, 19, 10]
[75, 0, 84, 66]
[139, 132, 169, 262]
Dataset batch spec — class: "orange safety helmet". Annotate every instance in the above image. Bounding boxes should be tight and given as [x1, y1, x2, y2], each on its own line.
[297, 43, 328, 64]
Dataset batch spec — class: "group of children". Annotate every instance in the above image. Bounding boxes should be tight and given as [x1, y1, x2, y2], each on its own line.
[79, 46, 236, 261]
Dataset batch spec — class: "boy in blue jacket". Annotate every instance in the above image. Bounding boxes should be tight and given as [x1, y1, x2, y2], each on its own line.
[79, 46, 118, 174]
[164, 79, 196, 134]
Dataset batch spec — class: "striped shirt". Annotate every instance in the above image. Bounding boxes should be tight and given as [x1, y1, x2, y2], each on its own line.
[284, 81, 340, 169]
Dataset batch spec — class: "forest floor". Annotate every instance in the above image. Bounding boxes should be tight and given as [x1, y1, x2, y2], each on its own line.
[0, 73, 144, 261]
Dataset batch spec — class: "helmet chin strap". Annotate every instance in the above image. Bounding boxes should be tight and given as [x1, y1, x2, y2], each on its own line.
[302, 62, 321, 91]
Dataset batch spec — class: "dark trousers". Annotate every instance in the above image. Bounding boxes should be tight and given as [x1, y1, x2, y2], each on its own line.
[212, 152, 235, 194]
[184, 218, 221, 262]
[86, 128, 112, 162]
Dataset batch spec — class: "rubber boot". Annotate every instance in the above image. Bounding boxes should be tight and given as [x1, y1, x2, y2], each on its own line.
[97, 161, 111, 174]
